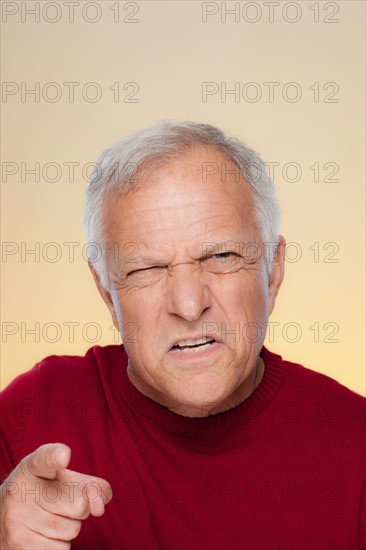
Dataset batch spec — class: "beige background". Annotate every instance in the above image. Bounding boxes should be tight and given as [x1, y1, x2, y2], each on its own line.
[1, 1, 365, 395]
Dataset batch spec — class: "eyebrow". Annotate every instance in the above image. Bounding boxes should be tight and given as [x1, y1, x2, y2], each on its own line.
[200, 239, 252, 255]
[123, 256, 168, 268]
[115, 238, 258, 268]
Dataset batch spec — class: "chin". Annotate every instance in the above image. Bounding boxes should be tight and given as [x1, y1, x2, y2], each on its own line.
[169, 384, 233, 416]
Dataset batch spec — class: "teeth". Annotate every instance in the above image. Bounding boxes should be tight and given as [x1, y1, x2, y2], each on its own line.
[172, 336, 216, 353]
[175, 336, 214, 347]
[174, 342, 214, 353]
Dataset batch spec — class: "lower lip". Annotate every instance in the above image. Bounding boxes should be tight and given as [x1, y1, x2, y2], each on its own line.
[168, 341, 222, 360]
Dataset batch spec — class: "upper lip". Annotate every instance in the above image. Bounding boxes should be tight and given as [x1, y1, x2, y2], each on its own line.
[169, 334, 222, 351]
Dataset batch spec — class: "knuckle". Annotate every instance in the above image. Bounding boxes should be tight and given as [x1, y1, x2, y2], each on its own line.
[44, 512, 63, 531]
[42, 513, 81, 540]
[104, 480, 112, 493]
[69, 519, 82, 540]
[72, 494, 90, 519]
[95, 478, 111, 499]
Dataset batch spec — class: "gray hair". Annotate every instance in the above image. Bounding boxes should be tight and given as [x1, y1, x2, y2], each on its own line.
[83, 120, 280, 290]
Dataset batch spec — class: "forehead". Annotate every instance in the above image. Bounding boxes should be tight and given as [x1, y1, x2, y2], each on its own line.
[142, 144, 242, 185]
[103, 145, 258, 249]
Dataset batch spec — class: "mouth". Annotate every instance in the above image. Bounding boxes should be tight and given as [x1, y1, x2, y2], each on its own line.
[170, 336, 217, 354]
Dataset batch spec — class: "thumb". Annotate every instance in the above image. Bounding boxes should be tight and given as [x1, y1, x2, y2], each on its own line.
[21, 443, 71, 481]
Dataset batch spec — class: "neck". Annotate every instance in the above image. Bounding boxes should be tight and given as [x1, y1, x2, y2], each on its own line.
[167, 356, 265, 418]
[127, 356, 265, 419]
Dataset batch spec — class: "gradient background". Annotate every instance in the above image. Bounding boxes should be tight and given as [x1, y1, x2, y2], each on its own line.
[1, 1, 365, 395]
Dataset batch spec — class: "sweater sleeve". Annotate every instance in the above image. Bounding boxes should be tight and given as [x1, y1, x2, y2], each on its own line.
[359, 475, 366, 549]
[0, 367, 37, 482]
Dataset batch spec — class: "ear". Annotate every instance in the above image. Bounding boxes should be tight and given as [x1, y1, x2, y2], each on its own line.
[268, 236, 286, 316]
[88, 261, 119, 331]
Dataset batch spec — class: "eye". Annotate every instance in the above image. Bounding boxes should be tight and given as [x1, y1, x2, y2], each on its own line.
[212, 252, 236, 260]
[126, 265, 166, 283]
[206, 252, 239, 261]
[202, 252, 242, 273]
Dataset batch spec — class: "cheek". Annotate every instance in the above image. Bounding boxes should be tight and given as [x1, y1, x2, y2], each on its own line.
[216, 271, 269, 313]
[228, 276, 269, 348]
[115, 289, 162, 344]
[213, 280, 270, 348]
[247, 276, 270, 323]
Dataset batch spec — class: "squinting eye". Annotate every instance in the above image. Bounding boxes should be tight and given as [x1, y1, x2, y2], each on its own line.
[206, 252, 240, 262]
[202, 252, 243, 273]
[212, 252, 236, 260]
[126, 265, 166, 281]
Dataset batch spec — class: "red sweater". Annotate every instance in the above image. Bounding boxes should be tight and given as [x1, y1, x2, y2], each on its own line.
[1, 345, 365, 549]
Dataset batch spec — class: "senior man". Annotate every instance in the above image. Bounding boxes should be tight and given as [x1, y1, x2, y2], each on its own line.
[1, 121, 365, 549]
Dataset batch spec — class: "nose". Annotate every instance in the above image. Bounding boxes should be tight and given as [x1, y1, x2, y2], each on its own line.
[166, 264, 212, 322]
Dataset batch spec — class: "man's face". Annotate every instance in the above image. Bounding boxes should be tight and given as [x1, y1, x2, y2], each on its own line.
[92, 145, 285, 417]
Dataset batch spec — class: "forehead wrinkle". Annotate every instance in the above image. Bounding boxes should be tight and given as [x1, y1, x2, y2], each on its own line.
[114, 209, 256, 253]
[104, 157, 259, 261]
[109, 205, 258, 264]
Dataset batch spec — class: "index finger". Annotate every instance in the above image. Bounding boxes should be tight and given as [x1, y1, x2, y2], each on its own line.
[21, 443, 71, 481]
